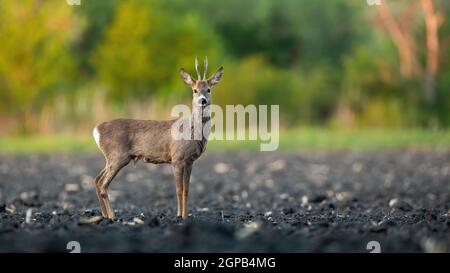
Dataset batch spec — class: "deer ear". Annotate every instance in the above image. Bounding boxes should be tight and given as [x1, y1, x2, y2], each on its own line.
[208, 67, 224, 86]
[180, 68, 195, 86]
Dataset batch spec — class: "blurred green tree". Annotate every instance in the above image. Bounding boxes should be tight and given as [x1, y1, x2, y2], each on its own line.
[74, 0, 120, 74]
[92, 0, 222, 104]
[0, 0, 78, 133]
[190, 0, 362, 68]
[0, 0, 449, 134]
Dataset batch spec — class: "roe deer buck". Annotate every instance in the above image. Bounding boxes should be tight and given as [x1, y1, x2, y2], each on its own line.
[92, 57, 223, 219]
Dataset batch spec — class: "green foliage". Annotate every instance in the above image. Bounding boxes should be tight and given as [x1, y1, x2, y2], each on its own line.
[0, 0, 449, 135]
[92, 0, 222, 104]
[0, 0, 77, 115]
[74, 0, 120, 74]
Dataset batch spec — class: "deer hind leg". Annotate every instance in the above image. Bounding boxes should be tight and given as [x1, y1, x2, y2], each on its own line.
[93, 168, 108, 217]
[99, 157, 130, 219]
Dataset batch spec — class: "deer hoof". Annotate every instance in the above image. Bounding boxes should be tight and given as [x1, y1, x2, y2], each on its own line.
[181, 214, 189, 220]
[105, 214, 115, 220]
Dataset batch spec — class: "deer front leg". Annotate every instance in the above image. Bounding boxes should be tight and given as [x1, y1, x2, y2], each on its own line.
[182, 163, 192, 219]
[172, 162, 192, 219]
[172, 163, 184, 217]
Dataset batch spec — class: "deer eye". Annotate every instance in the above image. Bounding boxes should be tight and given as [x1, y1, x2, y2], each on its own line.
[193, 89, 198, 93]
[207, 89, 211, 93]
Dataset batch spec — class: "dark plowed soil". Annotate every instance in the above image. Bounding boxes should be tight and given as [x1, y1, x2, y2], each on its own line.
[0, 151, 449, 252]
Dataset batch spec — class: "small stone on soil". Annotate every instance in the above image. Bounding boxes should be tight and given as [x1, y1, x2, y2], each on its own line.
[301, 196, 309, 206]
[389, 199, 398, 207]
[236, 221, 260, 240]
[5, 205, 15, 214]
[264, 211, 273, 217]
[214, 163, 230, 174]
[65, 184, 79, 192]
[25, 208, 33, 224]
[389, 198, 413, 211]
[78, 216, 103, 225]
[267, 160, 286, 172]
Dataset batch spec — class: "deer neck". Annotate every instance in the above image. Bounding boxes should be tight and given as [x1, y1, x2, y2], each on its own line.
[191, 105, 210, 124]
[191, 104, 210, 141]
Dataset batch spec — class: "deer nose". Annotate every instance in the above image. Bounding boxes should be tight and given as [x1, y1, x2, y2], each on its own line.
[199, 98, 207, 106]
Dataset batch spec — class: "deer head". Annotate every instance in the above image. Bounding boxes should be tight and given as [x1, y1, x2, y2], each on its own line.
[180, 57, 224, 108]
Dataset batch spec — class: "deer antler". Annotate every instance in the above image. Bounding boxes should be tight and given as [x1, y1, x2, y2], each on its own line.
[203, 56, 208, 80]
[195, 57, 201, 81]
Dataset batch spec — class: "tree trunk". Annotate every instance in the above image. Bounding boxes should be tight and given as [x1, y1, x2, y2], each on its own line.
[377, 0, 443, 107]
[421, 0, 442, 106]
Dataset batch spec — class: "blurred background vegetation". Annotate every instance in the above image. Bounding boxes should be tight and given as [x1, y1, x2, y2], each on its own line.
[0, 0, 449, 150]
